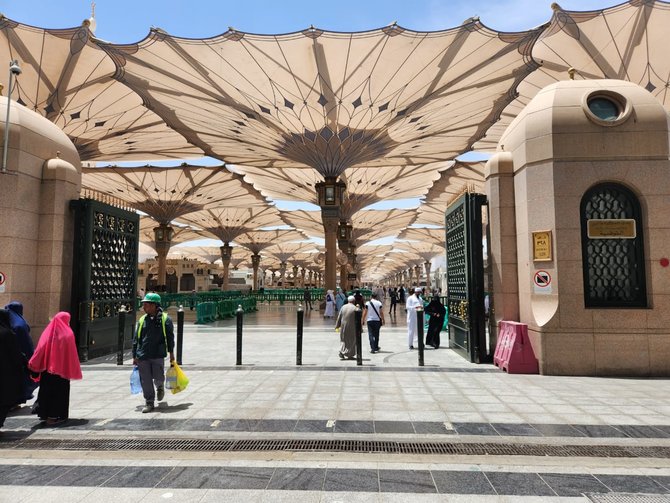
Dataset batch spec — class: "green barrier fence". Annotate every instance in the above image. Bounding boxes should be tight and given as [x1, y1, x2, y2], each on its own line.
[194, 296, 258, 324]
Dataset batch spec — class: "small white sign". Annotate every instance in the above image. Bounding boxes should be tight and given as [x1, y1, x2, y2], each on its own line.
[533, 270, 552, 295]
[0, 271, 5, 293]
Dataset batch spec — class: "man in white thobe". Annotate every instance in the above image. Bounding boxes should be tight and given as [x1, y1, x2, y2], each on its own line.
[406, 287, 423, 349]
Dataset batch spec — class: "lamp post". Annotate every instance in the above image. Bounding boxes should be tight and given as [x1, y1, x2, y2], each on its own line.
[2, 59, 22, 174]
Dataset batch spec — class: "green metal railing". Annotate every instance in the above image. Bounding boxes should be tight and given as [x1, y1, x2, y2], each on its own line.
[194, 296, 257, 324]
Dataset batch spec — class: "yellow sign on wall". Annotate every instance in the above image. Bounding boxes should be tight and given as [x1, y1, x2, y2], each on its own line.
[532, 231, 552, 261]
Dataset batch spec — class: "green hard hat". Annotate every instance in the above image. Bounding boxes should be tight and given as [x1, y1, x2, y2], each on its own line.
[141, 292, 161, 305]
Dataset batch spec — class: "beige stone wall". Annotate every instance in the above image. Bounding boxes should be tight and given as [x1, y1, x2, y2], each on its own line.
[494, 79, 670, 376]
[0, 98, 81, 339]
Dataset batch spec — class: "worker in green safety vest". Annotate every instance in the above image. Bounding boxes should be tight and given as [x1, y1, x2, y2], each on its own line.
[133, 292, 174, 413]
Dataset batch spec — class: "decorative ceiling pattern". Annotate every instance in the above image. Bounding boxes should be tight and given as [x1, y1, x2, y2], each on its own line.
[95, 22, 541, 175]
[417, 161, 485, 226]
[176, 206, 288, 243]
[234, 229, 311, 255]
[0, 18, 203, 160]
[82, 165, 268, 223]
[138, 216, 209, 245]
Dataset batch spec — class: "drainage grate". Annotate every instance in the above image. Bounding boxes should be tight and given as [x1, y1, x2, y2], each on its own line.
[586, 493, 670, 503]
[4, 437, 670, 458]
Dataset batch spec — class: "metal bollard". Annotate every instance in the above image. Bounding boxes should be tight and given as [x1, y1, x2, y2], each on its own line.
[355, 306, 362, 366]
[416, 307, 425, 367]
[116, 304, 127, 365]
[236, 304, 244, 365]
[177, 305, 184, 365]
[296, 304, 304, 365]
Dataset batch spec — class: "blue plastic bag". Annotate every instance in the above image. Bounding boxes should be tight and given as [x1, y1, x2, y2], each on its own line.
[130, 366, 142, 395]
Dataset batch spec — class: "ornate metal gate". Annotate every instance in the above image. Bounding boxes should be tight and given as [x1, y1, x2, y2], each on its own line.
[445, 192, 491, 363]
[70, 198, 139, 360]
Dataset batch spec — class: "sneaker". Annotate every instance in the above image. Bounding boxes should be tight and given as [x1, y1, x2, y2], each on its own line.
[142, 403, 154, 413]
[409, 346, 414, 350]
[157, 387, 165, 401]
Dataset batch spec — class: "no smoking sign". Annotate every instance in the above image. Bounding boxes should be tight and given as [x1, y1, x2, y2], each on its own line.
[533, 270, 552, 294]
[0, 271, 6, 293]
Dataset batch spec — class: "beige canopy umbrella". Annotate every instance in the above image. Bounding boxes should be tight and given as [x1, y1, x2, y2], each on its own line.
[234, 229, 309, 290]
[169, 246, 222, 264]
[0, 18, 202, 161]
[176, 206, 288, 289]
[263, 242, 321, 286]
[398, 227, 445, 246]
[139, 217, 210, 247]
[92, 20, 542, 290]
[416, 161, 485, 226]
[84, 165, 268, 287]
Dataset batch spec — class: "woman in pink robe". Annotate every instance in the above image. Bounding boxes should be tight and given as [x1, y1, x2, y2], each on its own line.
[28, 312, 82, 425]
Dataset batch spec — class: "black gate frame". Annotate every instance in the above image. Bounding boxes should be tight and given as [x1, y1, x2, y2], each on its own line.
[70, 198, 139, 361]
[445, 192, 491, 363]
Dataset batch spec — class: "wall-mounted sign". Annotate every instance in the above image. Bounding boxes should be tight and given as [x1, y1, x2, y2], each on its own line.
[0, 270, 5, 293]
[587, 219, 636, 239]
[532, 230, 552, 261]
[533, 270, 552, 294]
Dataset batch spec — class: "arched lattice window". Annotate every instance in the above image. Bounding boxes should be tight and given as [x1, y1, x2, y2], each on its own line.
[580, 183, 647, 308]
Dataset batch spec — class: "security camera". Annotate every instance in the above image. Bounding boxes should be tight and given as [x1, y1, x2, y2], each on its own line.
[9, 60, 21, 76]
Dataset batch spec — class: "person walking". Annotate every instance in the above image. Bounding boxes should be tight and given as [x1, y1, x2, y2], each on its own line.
[388, 288, 398, 316]
[303, 288, 313, 310]
[0, 309, 25, 430]
[405, 287, 423, 349]
[133, 293, 175, 413]
[353, 288, 364, 309]
[28, 312, 82, 426]
[424, 293, 446, 349]
[335, 296, 358, 360]
[4, 301, 38, 405]
[335, 288, 346, 313]
[362, 292, 385, 353]
[323, 290, 335, 318]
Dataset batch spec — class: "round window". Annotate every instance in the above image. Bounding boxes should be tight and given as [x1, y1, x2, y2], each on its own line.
[582, 91, 631, 127]
[587, 97, 620, 121]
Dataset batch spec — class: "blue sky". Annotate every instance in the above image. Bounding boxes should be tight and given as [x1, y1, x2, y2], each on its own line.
[1, 0, 620, 43]
[0, 0, 621, 242]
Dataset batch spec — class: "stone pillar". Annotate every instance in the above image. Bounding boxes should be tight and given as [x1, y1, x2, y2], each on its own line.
[322, 212, 339, 291]
[153, 223, 173, 290]
[300, 268, 306, 287]
[251, 253, 261, 291]
[219, 243, 232, 290]
[291, 265, 298, 287]
[424, 261, 432, 289]
[308, 270, 314, 287]
[485, 152, 519, 324]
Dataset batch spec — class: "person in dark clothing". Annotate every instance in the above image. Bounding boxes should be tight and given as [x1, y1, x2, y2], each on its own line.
[0, 309, 25, 429]
[398, 286, 406, 303]
[133, 292, 175, 413]
[353, 289, 364, 309]
[388, 288, 398, 316]
[303, 288, 312, 310]
[4, 301, 38, 404]
[424, 294, 447, 349]
[28, 312, 82, 426]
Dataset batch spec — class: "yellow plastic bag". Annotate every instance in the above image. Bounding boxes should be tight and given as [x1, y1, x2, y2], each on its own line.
[169, 361, 189, 394]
